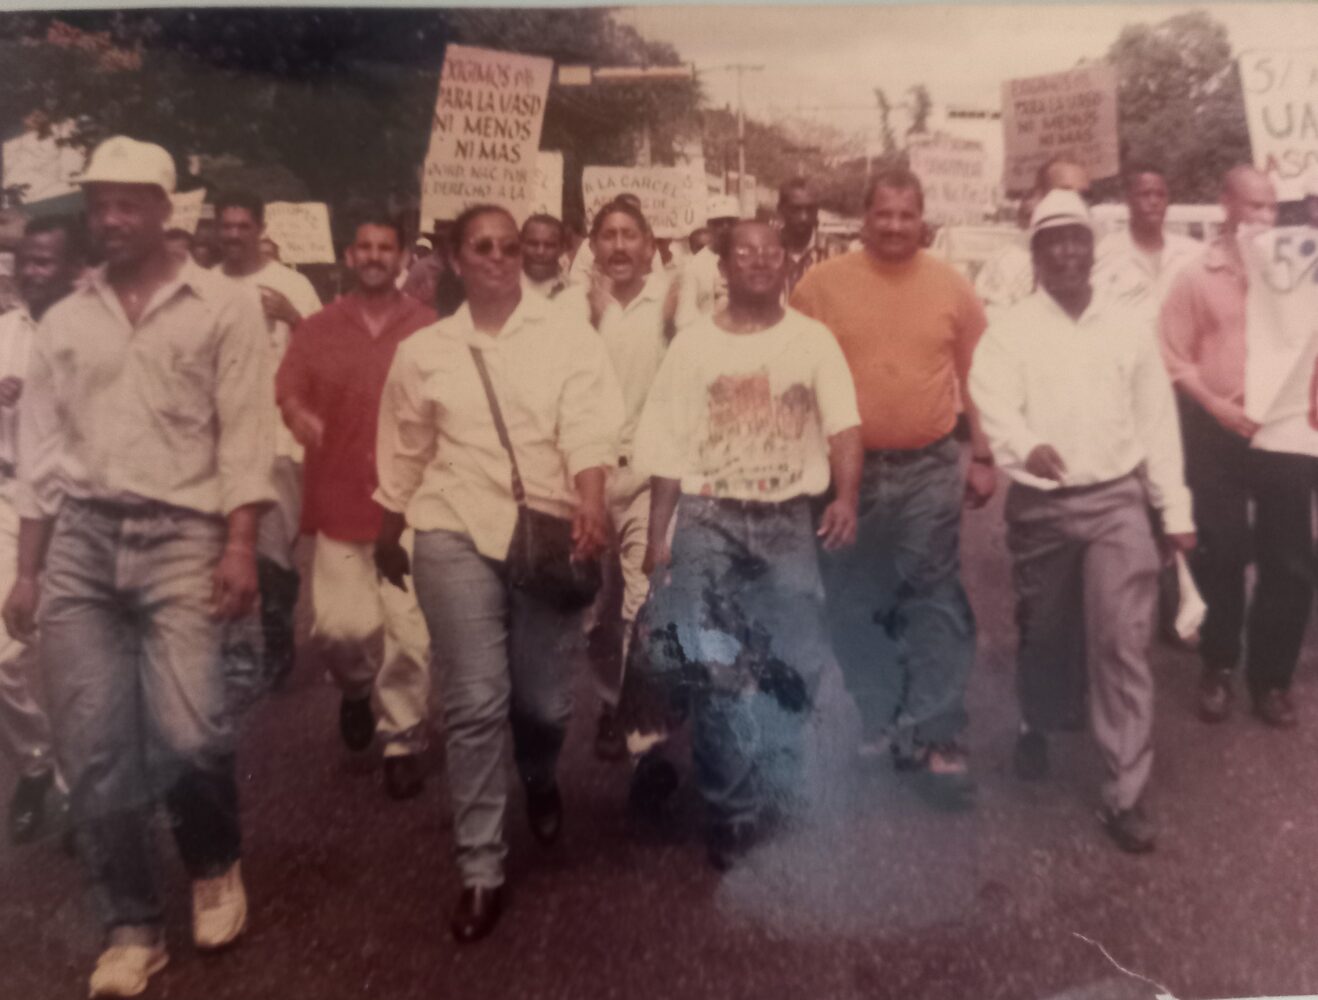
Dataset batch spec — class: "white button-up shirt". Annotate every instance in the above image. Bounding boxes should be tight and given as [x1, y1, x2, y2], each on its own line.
[556, 271, 672, 456]
[969, 287, 1193, 534]
[1094, 228, 1203, 323]
[374, 291, 624, 561]
[17, 259, 277, 519]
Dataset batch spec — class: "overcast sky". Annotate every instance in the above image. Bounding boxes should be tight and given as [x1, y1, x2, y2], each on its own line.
[621, 3, 1317, 142]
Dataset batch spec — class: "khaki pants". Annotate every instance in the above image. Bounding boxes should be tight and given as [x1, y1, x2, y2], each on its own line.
[310, 532, 433, 756]
[0, 493, 53, 779]
[585, 462, 652, 709]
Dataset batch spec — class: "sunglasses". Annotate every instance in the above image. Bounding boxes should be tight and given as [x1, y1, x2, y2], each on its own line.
[467, 238, 521, 258]
[731, 246, 786, 265]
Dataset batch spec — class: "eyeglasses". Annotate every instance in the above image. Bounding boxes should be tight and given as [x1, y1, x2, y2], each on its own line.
[731, 246, 786, 265]
[467, 238, 521, 258]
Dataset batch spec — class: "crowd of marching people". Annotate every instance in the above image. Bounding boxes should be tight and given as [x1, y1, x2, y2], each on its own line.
[1, 130, 1316, 997]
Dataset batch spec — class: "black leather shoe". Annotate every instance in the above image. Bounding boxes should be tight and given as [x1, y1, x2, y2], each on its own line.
[8, 771, 53, 845]
[1013, 729, 1049, 781]
[1253, 688, 1298, 729]
[339, 696, 374, 752]
[450, 886, 503, 944]
[1099, 801, 1156, 854]
[627, 754, 679, 824]
[1198, 669, 1233, 723]
[526, 783, 562, 846]
[706, 820, 757, 872]
[594, 708, 626, 762]
[383, 754, 425, 800]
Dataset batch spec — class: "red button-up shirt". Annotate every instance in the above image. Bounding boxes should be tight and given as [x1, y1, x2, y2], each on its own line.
[276, 292, 437, 542]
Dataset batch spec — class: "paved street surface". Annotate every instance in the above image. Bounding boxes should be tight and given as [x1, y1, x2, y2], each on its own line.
[4, 484, 1318, 1000]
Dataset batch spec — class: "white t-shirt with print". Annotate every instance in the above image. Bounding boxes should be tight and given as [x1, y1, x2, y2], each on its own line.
[634, 308, 859, 502]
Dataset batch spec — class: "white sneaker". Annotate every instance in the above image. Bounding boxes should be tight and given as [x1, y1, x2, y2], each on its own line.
[191, 861, 248, 950]
[88, 942, 168, 998]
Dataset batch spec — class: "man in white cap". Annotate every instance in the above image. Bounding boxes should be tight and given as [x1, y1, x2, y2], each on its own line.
[674, 194, 741, 330]
[2, 136, 275, 996]
[970, 188, 1196, 854]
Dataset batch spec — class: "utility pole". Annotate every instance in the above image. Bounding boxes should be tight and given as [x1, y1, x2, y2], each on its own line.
[702, 63, 764, 214]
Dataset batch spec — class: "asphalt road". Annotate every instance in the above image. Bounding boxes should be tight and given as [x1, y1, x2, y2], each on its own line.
[4, 483, 1318, 1000]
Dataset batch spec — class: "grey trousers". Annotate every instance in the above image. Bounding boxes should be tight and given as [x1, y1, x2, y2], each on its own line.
[1005, 475, 1158, 812]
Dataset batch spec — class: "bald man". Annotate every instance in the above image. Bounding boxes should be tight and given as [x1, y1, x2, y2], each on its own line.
[1160, 166, 1311, 730]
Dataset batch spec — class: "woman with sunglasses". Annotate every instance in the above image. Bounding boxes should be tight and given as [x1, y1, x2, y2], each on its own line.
[374, 204, 624, 943]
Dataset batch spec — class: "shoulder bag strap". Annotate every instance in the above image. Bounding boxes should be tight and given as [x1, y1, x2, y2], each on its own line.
[468, 345, 527, 507]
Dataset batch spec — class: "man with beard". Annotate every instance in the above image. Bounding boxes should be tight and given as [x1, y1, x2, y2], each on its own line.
[0, 216, 82, 845]
[629, 219, 860, 868]
[276, 215, 436, 797]
[971, 189, 1195, 852]
[216, 191, 322, 687]
[520, 213, 568, 299]
[791, 168, 993, 796]
[4, 135, 275, 996]
[1094, 165, 1202, 322]
[558, 199, 676, 760]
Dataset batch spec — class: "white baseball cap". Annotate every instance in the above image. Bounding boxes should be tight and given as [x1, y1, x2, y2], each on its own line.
[706, 194, 742, 222]
[1029, 188, 1092, 238]
[77, 136, 176, 194]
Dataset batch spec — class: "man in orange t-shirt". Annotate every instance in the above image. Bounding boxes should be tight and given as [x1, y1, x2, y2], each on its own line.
[791, 167, 994, 795]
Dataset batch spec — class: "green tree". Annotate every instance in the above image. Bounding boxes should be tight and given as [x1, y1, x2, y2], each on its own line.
[1105, 10, 1251, 203]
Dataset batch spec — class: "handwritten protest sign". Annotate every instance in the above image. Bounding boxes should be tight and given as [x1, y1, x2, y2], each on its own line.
[1001, 65, 1119, 193]
[263, 202, 335, 265]
[169, 189, 206, 235]
[581, 166, 705, 239]
[421, 44, 554, 225]
[1239, 49, 1318, 201]
[909, 133, 995, 226]
[1241, 225, 1318, 456]
[528, 151, 564, 221]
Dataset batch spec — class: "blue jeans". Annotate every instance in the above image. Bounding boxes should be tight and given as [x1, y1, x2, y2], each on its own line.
[819, 436, 974, 750]
[41, 498, 242, 933]
[411, 529, 582, 888]
[635, 496, 830, 826]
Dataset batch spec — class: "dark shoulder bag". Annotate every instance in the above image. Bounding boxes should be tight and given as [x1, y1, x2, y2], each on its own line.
[468, 346, 602, 612]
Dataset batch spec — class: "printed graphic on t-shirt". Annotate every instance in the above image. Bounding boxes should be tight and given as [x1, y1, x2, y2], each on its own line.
[697, 368, 818, 496]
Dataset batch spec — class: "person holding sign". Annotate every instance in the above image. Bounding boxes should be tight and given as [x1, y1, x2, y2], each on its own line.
[625, 219, 860, 869]
[276, 214, 436, 798]
[216, 191, 323, 690]
[971, 190, 1195, 854]
[1160, 166, 1311, 729]
[375, 204, 623, 944]
[557, 199, 678, 761]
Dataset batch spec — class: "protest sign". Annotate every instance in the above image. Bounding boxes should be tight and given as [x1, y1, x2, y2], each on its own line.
[169, 189, 206, 235]
[1239, 48, 1318, 202]
[909, 132, 995, 226]
[528, 151, 563, 221]
[1001, 64, 1119, 193]
[263, 202, 335, 265]
[420, 44, 554, 225]
[582, 166, 705, 238]
[1241, 225, 1318, 456]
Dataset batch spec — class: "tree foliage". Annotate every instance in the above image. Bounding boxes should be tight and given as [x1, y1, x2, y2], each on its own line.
[1105, 10, 1252, 203]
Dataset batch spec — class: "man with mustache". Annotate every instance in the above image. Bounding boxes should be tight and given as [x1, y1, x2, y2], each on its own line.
[276, 214, 436, 798]
[4, 135, 276, 996]
[557, 198, 677, 761]
[217, 190, 323, 689]
[0, 215, 82, 846]
[971, 189, 1195, 853]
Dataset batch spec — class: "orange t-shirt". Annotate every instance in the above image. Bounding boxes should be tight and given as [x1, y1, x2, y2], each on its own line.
[790, 249, 986, 450]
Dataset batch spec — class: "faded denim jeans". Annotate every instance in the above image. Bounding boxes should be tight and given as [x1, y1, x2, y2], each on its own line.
[41, 498, 242, 934]
[411, 529, 582, 889]
[818, 436, 975, 752]
[635, 495, 830, 827]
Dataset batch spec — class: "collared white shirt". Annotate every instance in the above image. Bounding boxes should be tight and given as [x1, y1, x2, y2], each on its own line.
[557, 271, 672, 455]
[374, 291, 624, 562]
[0, 306, 35, 475]
[17, 259, 277, 520]
[1094, 228, 1203, 323]
[521, 271, 567, 300]
[225, 260, 322, 461]
[970, 287, 1193, 534]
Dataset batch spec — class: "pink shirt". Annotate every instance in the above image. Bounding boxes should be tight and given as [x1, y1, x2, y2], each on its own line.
[1158, 238, 1246, 406]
